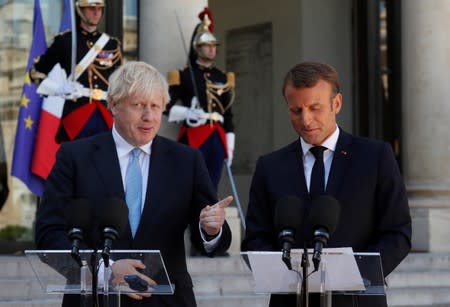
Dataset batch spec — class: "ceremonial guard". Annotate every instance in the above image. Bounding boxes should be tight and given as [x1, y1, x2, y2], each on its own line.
[166, 8, 236, 191]
[30, 0, 122, 143]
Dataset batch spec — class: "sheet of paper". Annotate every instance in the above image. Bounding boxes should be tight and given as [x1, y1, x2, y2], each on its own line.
[246, 247, 365, 294]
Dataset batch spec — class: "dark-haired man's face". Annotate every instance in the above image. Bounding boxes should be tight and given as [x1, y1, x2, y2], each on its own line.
[284, 79, 342, 145]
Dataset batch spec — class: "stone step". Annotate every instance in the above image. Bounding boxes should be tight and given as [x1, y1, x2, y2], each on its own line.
[0, 298, 62, 307]
[386, 287, 450, 306]
[187, 255, 249, 275]
[2, 254, 450, 307]
[196, 294, 270, 307]
[192, 274, 254, 296]
[386, 270, 450, 288]
[392, 252, 450, 271]
[0, 256, 36, 278]
[0, 278, 49, 300]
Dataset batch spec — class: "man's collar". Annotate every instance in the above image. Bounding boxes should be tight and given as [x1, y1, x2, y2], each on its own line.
[300, 126, 340, 156]
[112, 125, 152, 157]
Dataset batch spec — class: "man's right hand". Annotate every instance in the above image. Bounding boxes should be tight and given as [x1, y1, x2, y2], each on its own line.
[111, 259, 156, 300]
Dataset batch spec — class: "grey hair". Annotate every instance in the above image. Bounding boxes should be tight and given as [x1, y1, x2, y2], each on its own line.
[108, 61, 170, 106]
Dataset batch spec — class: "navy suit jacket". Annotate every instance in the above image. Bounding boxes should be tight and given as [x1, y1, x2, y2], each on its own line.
[242, 129, 411, 307]
[35, 132, 231, 307]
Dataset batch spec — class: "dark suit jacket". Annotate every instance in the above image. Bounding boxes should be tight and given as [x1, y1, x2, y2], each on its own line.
[241, 129, 411, 307]
[35, 132, 232, 307]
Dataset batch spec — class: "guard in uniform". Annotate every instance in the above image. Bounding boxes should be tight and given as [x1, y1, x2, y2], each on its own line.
[166, 8, 236, 191]
[30, 0, 122, 143]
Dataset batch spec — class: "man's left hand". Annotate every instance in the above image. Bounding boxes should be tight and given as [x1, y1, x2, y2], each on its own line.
[200, 196, 233, 236]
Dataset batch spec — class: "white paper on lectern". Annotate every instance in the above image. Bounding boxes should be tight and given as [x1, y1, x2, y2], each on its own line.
[247, 247, 365, 294]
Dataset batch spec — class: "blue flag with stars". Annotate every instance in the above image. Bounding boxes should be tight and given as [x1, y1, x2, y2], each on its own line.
[11, 0, 47, 196]
[59, 0, 72, 32]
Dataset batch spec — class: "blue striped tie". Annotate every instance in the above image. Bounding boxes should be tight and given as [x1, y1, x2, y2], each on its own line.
[126, 148, 142, 237]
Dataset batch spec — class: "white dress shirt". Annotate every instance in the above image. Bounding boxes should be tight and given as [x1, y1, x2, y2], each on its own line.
[111, 125, 220, 251]
[300, 126, 340, 192]
[112, 125, 151, 213]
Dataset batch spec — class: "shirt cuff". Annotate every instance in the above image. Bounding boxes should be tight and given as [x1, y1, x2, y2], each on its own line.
[97, 258, 114, 286]
[198, 222, 223, 253]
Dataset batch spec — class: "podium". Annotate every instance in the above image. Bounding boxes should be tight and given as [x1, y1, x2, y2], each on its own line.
[25, 249, 174, 305]
[241, 248, 385, 306]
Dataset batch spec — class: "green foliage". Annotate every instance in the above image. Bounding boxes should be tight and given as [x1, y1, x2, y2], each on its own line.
[0, 225, 32, 241]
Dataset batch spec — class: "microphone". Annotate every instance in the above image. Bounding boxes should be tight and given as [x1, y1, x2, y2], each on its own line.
[274, 196, 305, 270]
[65, 199, 93, 266]
[309, 195, 340, 271]
[97, 198, 129, 267]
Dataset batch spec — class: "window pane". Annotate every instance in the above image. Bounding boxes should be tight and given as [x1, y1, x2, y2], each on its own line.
[123, 0, 138, 60]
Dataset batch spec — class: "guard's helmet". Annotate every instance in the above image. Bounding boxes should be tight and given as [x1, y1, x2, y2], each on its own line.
[192, 12, 219, 52]
[77, 0, 105, 7]
[76, 0, 105, 23]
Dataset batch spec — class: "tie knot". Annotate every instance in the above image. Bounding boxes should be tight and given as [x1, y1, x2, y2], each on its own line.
[310, 146, 326, 159]
[131, 148, 141, 159]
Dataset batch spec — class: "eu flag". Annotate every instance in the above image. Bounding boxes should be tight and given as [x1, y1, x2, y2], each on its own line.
[11, 0, 47, 196]
[59, 0, 72, 32]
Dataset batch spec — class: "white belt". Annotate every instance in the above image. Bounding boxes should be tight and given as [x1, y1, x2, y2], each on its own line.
[76, 88, 108, 101]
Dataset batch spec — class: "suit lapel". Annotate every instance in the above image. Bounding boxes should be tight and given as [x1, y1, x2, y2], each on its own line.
[91, 132, 125, 198]
[326, 129, 352, 196]
[136, 136, 170, 238]
[294, 139, 310, 198]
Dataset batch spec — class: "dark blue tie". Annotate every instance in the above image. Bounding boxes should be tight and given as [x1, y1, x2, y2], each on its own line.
[126, 148, 142, 237]
[309, 146, 326, 198]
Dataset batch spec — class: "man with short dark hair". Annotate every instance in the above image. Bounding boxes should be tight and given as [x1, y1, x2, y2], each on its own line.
[242, 61, 411, 307]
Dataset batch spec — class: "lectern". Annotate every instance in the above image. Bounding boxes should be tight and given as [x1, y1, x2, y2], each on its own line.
[241, 248, 385, 307]
[25, 249, 174, 306]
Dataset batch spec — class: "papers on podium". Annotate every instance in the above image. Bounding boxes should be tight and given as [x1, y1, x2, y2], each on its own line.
[243, 247, 365, 294]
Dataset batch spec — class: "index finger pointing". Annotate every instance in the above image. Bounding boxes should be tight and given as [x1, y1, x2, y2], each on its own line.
[217, 196, 233, 208]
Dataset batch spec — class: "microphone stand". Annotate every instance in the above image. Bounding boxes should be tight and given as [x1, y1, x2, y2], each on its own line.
[79, 259, 89, 307]
[90, 248, 99, 307]
[300, 243, 309, 307]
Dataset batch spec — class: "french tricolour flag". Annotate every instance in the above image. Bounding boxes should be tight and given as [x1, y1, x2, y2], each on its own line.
[31, 92, 64, 179]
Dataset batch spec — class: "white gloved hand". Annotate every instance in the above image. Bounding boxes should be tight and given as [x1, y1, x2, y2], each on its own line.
[226, 132, 235, 167]
[168, 105, 189, 122]
[37, 63, 67, 96]
[186, 108, 207, 127]
[64, 81, 83, 99]
[186, 108, 203, 121]
[37, 63, 83, 99]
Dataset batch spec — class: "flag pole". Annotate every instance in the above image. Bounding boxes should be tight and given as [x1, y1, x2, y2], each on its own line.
[223, 161, 246, 230]
[70, 0, 76, 82]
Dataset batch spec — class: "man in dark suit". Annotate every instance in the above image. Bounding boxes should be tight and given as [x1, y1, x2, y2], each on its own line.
[35, 61, 232, 307]
[241, 61, 411, 307]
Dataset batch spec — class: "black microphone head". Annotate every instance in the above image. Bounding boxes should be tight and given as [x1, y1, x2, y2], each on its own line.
[97, 197, 129, 235]
[65, 198, 93, 231]
[274, 195, 305, 235]
[309, 195, 340, 236]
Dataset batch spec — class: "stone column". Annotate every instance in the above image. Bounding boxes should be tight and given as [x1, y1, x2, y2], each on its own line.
[402, 0, 450, 252]
[139, 0, 207, 139]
